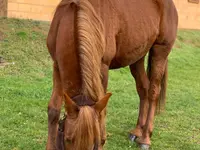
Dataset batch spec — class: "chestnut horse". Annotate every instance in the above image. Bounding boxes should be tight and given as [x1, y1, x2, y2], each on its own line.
[46, 0, 178, 149]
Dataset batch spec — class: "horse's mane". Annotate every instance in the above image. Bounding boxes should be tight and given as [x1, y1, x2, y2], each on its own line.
[56, 0, 105, 149]
[77, 0, 105, 101]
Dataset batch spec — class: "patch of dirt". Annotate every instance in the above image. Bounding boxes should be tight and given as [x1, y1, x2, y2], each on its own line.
[173, 42, 182, 49]
[0, 62, 15, 68]
[33, 27, 48, 35]
[0, 56, 5, 63]
[0, 57, 15, 68]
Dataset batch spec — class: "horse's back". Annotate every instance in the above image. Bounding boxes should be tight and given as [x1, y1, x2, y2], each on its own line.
[48, 0, 178, 70]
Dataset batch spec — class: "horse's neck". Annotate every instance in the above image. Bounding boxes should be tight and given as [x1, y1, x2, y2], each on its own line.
[87, 0, 104, 15]
[87, 0, 100, 7]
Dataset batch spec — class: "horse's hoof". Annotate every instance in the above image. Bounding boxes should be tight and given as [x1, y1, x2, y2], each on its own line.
[129, 134, 137, 142]
[140, 144, 150, 150]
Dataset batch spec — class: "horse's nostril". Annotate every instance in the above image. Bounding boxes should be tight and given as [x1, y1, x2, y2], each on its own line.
[93, 143, 98, 150]
[101, 139, 106, 145]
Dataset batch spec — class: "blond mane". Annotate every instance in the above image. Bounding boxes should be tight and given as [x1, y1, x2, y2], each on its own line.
[77, 0, 105, 101]
[75, 0, 105, 148]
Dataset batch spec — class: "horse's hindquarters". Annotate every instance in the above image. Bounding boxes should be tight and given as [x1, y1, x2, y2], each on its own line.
[107, 0, 160, 68]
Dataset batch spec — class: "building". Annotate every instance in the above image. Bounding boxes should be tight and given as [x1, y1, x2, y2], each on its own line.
[0, 0, 60, 21]
[174, 0, 200, 29]
[0, 0, 200, 29]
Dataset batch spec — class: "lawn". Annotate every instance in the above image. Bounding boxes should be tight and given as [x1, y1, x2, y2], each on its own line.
[0, 18, 200, 150]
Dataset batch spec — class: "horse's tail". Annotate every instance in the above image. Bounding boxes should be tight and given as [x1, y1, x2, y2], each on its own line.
[74, 0, 105, 101]
[147, 51, 168, 114]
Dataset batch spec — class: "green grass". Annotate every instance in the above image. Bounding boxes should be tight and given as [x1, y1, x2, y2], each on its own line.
[0, 17, 200, 150]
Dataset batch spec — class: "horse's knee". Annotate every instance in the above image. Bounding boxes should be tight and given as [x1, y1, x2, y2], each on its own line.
[136, 83, 149, 100]
[48, 106, 60, 124]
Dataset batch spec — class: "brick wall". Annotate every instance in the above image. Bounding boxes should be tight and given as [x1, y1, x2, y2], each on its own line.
[0, 0, 200, 29]
[0, 0, 7, 16]
[174, 0, 200, 29]
[7, 0, 60, 21]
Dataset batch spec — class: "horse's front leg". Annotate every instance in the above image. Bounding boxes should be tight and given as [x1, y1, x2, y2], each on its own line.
[99, 64, 109, 148]
[46, 64, 63, 150]
[129, 57, 150, 141]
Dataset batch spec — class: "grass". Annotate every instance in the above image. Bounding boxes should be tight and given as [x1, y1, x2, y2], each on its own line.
[0, 17, 200, 150]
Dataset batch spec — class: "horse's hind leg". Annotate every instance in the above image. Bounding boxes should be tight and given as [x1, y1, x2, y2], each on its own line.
[138, 43, 172, 148]
[129, 57, 149, 141]
[46, 63, 63, 150]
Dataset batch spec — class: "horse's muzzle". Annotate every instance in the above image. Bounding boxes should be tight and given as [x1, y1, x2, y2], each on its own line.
[56, 116, 99, 150]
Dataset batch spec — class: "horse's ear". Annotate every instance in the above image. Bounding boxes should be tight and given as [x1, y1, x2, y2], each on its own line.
[63, 93, 79, 115]
[94, 93, 112, 113]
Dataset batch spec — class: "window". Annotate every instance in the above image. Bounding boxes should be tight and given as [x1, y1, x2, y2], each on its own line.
[188, 0, 199, 4]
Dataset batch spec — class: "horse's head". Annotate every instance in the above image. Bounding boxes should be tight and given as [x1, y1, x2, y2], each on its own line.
[63, 93, 112, 150]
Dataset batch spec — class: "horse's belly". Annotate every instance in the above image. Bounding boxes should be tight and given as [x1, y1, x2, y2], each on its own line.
[109, 36, 156, 69]
[109, 46, 148, 69]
